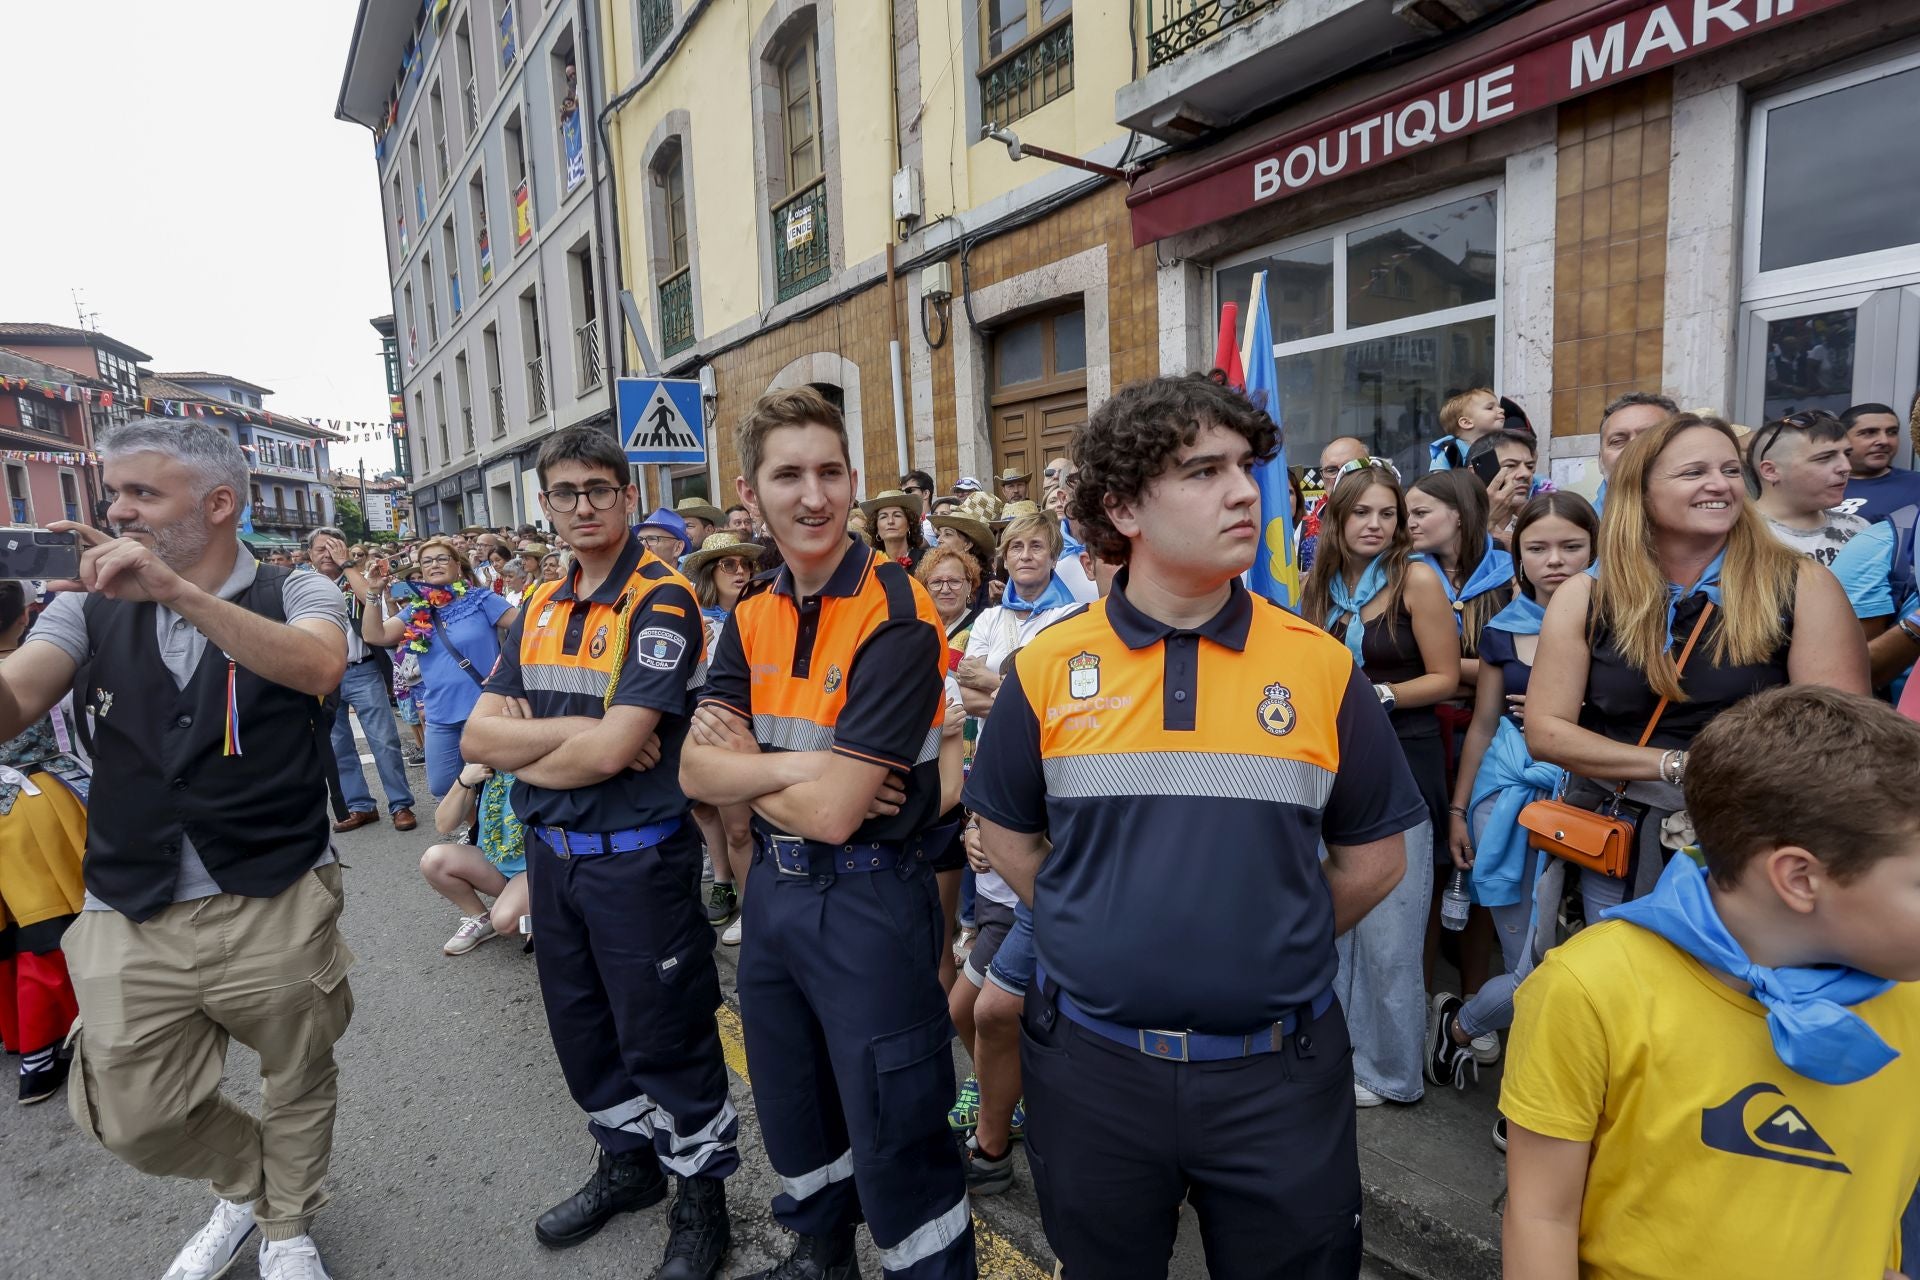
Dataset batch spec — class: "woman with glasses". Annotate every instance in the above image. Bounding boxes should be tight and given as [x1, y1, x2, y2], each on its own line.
[1303, 459, 1460, 1108]
[1529, 413, 1868, 917]
[915, 545, 988, 993]
[861, 489, 929, 569]
[684, 532, 765, 947]
[362, 536, 519, 801]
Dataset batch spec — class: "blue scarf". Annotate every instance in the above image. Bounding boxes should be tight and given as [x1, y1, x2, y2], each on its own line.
[1604, 857, 1899, 1085]
[1487, 590, 1545, 636]
[1003, 572, 1077, 615]
[1467, 718, 1563, 907]
[701, 605, 729, 627]
[1327, 556, 1390, 664]
[1592, 478, 1608, 516]
[1428, 435, 1470, 471]
[1665, 546, 1726, 652]
[1420, 536, 1514, 634]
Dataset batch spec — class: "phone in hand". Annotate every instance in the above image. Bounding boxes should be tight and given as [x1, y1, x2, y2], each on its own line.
[0, 528, 80, 580]
[1469, 449, 1504, 487]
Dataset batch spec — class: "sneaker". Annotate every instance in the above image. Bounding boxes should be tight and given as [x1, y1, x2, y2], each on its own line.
[18, 1048, 68, 1104]
[443, 915, 496, 955]
[258, 1235, 332, 1280]
[1468, 1031, 1501, 1066]
[402, 750, 426, 766]
[720, 916, 743, 947]
[161, 1198, 256, 1280]
[1008, 1097, 1026, 1141]
[706, 882, 738, 925]
[965, 1134, 1014, 1197]
[737, 1226, 860, 1280]
[1492, 1116, 1508, 1153]
[652, 1176, 730, 1280]
[948, 1075, 980, 1136]
[1353, 1081, 1385, 1108]
[1425, 993, 1478, 1091]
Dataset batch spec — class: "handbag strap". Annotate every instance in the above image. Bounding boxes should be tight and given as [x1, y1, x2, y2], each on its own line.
[431, 607, 489, 688]
[1605, 600, 1715, 802]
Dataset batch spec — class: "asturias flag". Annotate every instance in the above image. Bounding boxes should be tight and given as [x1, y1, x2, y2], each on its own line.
[1240, 271, 1299, 611]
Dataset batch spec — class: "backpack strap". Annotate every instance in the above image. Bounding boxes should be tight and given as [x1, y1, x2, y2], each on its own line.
[1887, 504, 1920, 616]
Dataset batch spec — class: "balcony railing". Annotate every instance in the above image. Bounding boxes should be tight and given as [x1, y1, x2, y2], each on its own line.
[489, 383, 506, 437]
[659, 268, 694, 356]
[1147, 0, 1281, 68]
[434, 135, 450, 189]
[576, 317, 603, 389]
[462, 406, 475, 453]
[772, 180, 831, 303]
[527, 356, 548, 419]
[638, 0, 673, 59]
[253, 505, 320, 531]
[981, 18, 1074, 129]
[464, 77, 480, 135]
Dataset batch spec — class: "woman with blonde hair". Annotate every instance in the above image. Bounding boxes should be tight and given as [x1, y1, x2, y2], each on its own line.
[1303, 458, 1460, 1108]
[1529, 413, 1868, 917]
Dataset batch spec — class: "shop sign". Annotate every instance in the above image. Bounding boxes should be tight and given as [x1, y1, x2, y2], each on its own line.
[785, 203, 814, 250]
[1129, 0, 1854, 243]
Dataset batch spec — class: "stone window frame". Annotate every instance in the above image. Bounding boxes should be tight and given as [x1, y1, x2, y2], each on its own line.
[642, 108, 705, 358]
[748, 0, 845, 309]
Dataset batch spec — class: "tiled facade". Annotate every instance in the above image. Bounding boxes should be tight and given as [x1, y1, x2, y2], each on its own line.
[1550, 73, 1673, 438]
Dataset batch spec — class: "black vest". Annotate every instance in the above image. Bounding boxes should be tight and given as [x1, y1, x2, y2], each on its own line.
[76, 566, 331, 921]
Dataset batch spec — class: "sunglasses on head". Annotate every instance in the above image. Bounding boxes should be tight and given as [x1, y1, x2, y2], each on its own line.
[1755, 409, 1841, 462]
[1330, 456, 1403, 490]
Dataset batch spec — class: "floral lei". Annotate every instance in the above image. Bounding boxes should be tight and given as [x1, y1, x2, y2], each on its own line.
[398, 580, 469, 653]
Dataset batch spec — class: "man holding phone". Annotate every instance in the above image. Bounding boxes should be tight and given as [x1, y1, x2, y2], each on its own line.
[0, 420, 357, 1280]
[308, 527, 416, 833]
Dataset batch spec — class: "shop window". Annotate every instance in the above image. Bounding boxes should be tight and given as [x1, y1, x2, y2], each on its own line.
[1217, 189, 1499, 475]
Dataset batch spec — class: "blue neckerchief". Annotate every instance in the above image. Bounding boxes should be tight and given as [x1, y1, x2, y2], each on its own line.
[1604, 857, 1899, 1085]
[1420, 536, 1513, 634]
[1003, 572, 1077, 615]
[1664, 546, 1726, 651]
[1592, 478, 1607, 516]
[1467, 718, 1563, 907]
[1488, 591, 1545, 636]
[1428, 435, 1469, 471]
[1327, 555, 1390, 664]
[701, 606, 729, 626]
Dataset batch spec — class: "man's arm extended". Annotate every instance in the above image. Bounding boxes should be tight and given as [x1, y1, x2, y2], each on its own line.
[0, 641, 78, 743]
[171, 583, 346, 696]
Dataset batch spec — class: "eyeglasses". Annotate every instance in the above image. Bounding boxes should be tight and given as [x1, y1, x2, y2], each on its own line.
[543, 484, 623, 512]
[716, 557, 753, 574]
[418, 555, 455, 568]
[902, 484, 929, 496]
[925, 578, 968, 591]
[639, 534, 683, 551]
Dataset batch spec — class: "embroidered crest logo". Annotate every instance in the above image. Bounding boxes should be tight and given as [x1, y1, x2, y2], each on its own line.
[93, 689, 113, 718]
[589, 625, 608, 659]
[1067, 651, 1100, 699]
[1257, 682, 1296, 736]
[824, 664, 844, 694]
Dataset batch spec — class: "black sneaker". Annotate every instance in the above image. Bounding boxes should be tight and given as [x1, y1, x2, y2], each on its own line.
[1424, 992, 1478, 1091]
[738, 1227, 860, 1280]
[965, 1136, 1014, 1197]
[535, 1148, 668, 1248]
[1493, 1116, 1508, 1153]
[652, 1176, 730, 1280]
[705, 882, 739, 925]
[18, 1052, 69, 1105]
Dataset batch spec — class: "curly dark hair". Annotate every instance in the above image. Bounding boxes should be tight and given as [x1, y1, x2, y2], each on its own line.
[1068, 374, 1279, 565]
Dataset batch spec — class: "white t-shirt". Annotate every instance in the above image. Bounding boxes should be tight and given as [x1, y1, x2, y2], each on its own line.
[1764, 509, 1868, 567]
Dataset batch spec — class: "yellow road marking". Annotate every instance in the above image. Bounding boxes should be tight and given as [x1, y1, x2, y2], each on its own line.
[715, 1003, 1050, 1280]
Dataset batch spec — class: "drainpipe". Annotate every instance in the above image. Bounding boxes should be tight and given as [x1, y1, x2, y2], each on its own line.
[885, 0, 910, 479]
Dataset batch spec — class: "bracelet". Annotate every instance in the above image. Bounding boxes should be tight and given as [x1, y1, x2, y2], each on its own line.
[1659, 749, 1688, 787]
[1447, 804, 1469, 818]
[1900, 616, 1920, 645]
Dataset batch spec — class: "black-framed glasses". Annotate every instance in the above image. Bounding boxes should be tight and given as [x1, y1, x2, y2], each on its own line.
[542, 484, 623, 512]
[639, 533, 683, 551]
[417, 555, 455, 568]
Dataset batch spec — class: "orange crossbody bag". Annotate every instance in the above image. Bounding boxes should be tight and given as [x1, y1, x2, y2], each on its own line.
[1517, 601, 1713, 879]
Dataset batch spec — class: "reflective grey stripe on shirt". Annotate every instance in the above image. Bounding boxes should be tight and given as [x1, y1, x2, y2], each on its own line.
[754, 713, 836, 753]
[1043, 751, 1336, 808]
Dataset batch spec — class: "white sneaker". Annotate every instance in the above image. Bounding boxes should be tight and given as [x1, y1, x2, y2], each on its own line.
[259, 1235, 333, 1280]
[721, 916, 743, 946]
[161, 1198, 256, 1280]
[1353, 1081, 1386, 1108]
[1469, 1031, 1501, 1065]
[443, 915, 496, 955]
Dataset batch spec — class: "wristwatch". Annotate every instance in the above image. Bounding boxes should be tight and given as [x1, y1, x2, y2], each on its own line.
[1373, 682, 1397, 712]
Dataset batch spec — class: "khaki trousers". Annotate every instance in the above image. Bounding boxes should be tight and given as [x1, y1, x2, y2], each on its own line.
[64, 864, 355, 1241]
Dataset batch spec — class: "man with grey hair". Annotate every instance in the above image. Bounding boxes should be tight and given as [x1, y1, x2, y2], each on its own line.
[307, 525, 416, 833]
[0, 418, 357, 1280]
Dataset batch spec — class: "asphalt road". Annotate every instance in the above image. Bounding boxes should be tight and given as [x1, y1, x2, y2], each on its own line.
[0, 728, 1403, 1280]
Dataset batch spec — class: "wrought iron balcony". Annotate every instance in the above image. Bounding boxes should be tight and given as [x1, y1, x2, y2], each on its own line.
[464, 77, 480, 135]
[659, 268, 694, 357]
[980, 18, 1074, 130]
[1148, 0, 1281, 68]
[526, 356, 548, 419]
[772, 181, 830, 303]
[576, 317, 603, 390]
[638, 0, 673, 59]
[461, 406, 475, 453]
[489, 384, 506, 437]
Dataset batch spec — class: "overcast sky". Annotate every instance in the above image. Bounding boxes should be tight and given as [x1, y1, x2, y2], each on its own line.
[3, 1, 399, 475]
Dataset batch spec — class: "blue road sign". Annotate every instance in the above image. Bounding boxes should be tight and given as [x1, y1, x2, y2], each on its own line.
[618, 377, 706, 464]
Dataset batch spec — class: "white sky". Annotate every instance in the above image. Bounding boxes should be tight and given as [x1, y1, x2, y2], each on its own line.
[2, 1, 399, 476]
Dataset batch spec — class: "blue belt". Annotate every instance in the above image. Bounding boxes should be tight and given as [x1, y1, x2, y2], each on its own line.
[1038, 964, 1335, 1064]
[535, 817, 683, 859]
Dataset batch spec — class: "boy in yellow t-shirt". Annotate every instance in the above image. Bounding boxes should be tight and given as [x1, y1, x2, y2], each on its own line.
[1502, 686, 1920, 1280]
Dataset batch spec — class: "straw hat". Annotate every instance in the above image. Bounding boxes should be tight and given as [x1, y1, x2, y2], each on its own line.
[929, 515, 995, 566]
[997, 466, 1031, 486]
[992, 499, 1044, 530]
[674, 497, 725, 526]
[682, 532, 767, 576]
[858, 488, 925, 524]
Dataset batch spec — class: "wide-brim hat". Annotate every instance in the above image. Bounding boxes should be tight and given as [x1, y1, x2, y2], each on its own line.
[683, 532, 768, 575]
[674, 497, 725, 526]
[929, 515, 995, 565]
[996, 466, 1031, 486]
[859, 488, 924, 524]
[953, 476, 982, 493]
[991, 499, 1044, 531]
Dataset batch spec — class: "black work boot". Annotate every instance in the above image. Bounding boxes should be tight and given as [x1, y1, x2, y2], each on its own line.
[534, 1148, 668, 1248]
[740, 1226, 861, 1280]
[651, 1176, 731, 1280]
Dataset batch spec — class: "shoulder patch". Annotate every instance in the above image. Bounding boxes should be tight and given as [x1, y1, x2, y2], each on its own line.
[634, 627, 690, 671]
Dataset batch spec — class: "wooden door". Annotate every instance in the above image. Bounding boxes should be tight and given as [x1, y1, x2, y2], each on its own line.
[991, 304, 1087, 487]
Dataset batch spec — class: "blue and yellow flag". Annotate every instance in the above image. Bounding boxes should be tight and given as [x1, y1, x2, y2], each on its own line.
[1240, 272, 1299, 611]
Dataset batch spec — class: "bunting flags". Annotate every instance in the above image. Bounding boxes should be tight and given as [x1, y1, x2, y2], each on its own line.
[0, 449, 97, 465]
[0, 375, 113, 408]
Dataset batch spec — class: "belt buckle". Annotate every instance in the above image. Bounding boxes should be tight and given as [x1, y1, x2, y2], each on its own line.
[768, 834, 808, 877]
[1139, 1029, 1189, 1062]
[543, 827, 572, 860]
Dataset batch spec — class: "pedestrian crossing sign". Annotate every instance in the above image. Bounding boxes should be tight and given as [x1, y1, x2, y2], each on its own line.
[618, 377, 706, 464]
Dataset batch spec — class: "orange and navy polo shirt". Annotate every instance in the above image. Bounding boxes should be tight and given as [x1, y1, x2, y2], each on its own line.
[964, 574, 1424, 1033]
[483, 528, 704, 833]
[701, 534, 946, 844]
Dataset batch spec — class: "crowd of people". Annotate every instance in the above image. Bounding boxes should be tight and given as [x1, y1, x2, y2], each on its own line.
[0, 372, 1918, 1280]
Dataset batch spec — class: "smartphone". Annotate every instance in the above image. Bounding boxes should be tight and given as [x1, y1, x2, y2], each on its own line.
[0, 528, 80, 580]
[1469, 450, 1504, 487]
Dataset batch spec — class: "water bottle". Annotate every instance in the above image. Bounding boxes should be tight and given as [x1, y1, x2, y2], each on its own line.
[1441, 869, 1471, 932]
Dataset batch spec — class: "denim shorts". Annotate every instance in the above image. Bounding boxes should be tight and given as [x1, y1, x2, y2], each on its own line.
[985, 899, 1035, 996]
